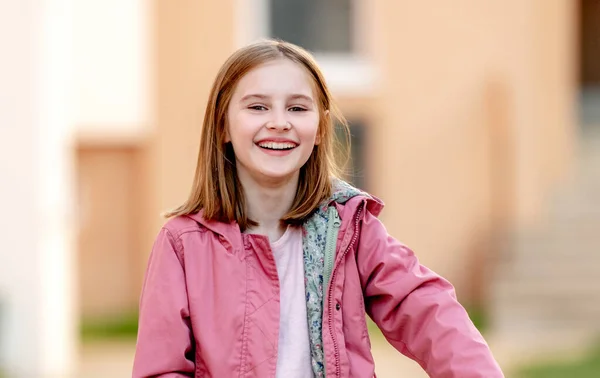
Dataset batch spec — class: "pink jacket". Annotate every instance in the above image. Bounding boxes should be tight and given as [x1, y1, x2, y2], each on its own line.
[133, 195, 503, 377]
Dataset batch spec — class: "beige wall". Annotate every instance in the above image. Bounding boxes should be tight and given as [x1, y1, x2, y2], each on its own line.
[145, 0, 237, 239]
[77, 144, 146, 317]
[365, 0, 576, 299]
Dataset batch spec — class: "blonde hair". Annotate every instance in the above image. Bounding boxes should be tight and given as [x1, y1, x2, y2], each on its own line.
[165, 39, 349, 230]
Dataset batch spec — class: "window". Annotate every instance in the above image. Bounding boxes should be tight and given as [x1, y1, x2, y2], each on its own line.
[235, 0, 376, 94]
[270, 0, 354, 54]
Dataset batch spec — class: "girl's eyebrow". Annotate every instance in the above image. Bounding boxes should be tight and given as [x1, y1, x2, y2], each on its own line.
[239, 93, 314, 102]
[288, 94, 314, 103]
[240, 94, 269, 102]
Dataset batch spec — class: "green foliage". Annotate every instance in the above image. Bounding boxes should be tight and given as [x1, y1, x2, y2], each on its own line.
[516, 344, 600, 378]
[80, 311, 139, 342]
[465, 305, 488, 333]
[367, 317, 383, 339]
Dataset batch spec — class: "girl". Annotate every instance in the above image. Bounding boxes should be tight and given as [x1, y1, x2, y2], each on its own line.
[133, 40, 504, 378]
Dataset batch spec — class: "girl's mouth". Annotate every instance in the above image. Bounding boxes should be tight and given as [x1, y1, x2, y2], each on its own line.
[256, 141, 297, 150]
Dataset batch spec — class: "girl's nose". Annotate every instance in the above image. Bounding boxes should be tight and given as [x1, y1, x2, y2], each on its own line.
[266, 112, 292, 131]
[266, 120, 292, 131]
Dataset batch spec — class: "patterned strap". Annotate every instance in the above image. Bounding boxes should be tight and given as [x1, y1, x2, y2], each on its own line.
[302, 179, 367, 377]
[302, 206, 330, 377]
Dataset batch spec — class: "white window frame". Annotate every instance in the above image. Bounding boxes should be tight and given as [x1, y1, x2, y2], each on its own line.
[234, 0, 377, 96]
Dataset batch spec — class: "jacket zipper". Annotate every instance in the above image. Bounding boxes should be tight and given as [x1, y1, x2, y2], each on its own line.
[326, 203, 364, 377]
[323, 207, 342, 296]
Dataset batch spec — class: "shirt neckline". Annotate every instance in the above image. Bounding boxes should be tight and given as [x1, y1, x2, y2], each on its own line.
[270, 225, 296, 249]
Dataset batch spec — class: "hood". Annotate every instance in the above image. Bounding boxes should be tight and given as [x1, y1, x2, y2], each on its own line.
[327, 178, 384, 217]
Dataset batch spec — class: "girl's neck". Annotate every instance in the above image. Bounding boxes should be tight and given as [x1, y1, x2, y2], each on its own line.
[239, 170, 299, 242]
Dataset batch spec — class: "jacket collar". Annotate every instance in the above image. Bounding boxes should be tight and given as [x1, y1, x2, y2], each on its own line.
[186, 210, 245, 252]
[327, 178, 384, 217]
[185, 179, 385, 250]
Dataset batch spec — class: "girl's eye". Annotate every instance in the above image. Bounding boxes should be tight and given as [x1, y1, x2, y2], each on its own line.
[288, 106, 307, 112]
[249, 105, 267, 111]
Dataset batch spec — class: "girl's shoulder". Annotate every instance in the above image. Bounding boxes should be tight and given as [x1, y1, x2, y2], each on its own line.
[162, 211, 244, 254]
[162, 212, 208, 236]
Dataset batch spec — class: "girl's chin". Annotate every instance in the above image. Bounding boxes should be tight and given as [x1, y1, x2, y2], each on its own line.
[244, 168, 301, 184]
[258, 170, 299, 181]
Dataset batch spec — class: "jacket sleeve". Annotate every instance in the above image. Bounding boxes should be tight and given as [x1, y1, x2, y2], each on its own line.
[357, 210, 504, 377]
[132, 228, 195, 377]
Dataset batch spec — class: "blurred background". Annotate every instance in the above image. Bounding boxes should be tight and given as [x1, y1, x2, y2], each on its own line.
[1, 0, 599, 377]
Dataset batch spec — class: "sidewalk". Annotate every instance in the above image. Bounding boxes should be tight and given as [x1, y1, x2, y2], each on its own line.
[78, 340, 135, 378]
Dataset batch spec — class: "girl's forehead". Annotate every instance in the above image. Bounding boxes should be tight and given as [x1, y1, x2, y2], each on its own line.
[233, 59, 316, 98]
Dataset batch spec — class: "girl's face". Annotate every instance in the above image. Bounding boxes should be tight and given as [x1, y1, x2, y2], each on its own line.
[226, 58, 321, 185]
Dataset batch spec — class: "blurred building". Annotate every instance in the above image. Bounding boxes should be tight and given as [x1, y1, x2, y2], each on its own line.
[76, 0, 581, 316]
[2, 0, 599, 376]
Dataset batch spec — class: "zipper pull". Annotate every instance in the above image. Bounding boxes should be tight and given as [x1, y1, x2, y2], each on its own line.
[330, 207, 341, 227]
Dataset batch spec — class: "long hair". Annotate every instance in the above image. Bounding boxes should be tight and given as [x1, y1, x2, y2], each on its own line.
[165, 39, 350, 230]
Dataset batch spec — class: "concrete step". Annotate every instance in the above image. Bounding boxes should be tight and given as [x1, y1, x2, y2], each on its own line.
[549, 189, 600, 216]
[497, 258, 600, 279]
[489, 125, 600, 342]
[490, 309, 600, 336]
[490, 288, 600, 330]
[491, 297, 600, 319]
[492, 278, 600, 300]
[499, 238, 599, 264]
[490, 258, 600, 333]
[491, 305, 600, 328]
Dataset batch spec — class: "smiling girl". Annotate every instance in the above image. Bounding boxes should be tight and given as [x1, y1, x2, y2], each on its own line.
[132, 40, 504, 378]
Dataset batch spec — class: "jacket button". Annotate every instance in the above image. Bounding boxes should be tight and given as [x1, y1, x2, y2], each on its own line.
[335, 303, 341, 311]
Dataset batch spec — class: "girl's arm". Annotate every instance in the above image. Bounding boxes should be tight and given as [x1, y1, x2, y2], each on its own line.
[356, 210, 504, 377]
[133, 228, 195, 378]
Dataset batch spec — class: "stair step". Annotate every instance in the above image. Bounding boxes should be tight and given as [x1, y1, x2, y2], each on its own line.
[490, 294, 600, 330]
[505, 243, 599, 263]
[490, 126, 600, 338]
[490, 312, 600, 335]
[492, 278, 600, 298]
[498, 260, 600, 279]
[491, 303, 600, 324]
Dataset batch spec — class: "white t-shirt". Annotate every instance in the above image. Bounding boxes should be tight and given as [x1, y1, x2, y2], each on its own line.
[270, 226, 314, 378]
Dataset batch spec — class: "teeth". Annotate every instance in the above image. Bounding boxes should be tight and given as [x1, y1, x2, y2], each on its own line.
[257, 142, 296, 150]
